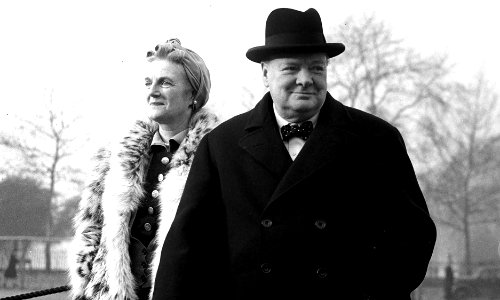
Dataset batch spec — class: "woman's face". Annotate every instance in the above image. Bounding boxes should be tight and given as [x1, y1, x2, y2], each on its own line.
[145, 59, 193, 126]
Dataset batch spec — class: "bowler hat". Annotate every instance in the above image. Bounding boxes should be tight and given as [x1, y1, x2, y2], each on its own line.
[246, 8, 345, 63]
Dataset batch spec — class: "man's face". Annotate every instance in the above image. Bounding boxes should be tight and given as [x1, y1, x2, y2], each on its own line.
[145, 59, 193, 126]
[262, 53, 328, 123]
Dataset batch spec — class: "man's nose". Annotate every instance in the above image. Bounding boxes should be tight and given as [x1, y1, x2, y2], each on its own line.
[296, 68, 313, 87]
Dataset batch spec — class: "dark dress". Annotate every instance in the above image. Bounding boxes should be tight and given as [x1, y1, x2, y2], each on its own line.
[130, 140, 179, 300]
[4, 254, 18, 279]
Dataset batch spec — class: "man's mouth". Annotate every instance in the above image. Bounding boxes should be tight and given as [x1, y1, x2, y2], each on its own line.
[292, 91, 315, 95]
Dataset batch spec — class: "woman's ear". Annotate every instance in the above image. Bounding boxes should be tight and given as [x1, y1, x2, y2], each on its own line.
[189, 93, 197, 111]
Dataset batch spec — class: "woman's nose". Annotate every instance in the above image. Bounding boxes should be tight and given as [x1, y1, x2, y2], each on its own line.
[149, 89, 161, 99]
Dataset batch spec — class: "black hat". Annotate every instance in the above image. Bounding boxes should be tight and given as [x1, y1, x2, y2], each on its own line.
[246, 8, 345, 63]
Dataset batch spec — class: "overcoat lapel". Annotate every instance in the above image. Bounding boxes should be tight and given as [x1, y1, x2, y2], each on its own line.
[269, 94, 354, 205]
[239, 93, 292, 179]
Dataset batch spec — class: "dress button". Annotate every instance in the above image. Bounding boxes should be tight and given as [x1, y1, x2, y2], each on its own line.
[260, 263, 272, 274]
[148, 207, 154, 215]
[151, 190, 159, 198]
[144, 223, 152, 231]
[316, 267, 328, 279]
[261, 219, 273, 228]
[314, 219, 327, 230]
[158, 173, 164, 182]
[161, 157, 170, 165]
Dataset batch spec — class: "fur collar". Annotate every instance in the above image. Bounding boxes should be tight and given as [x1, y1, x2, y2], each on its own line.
[85, 108, 217, 300]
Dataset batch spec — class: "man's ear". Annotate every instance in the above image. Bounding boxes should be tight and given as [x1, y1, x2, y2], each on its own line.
[261, 62, 269, 88]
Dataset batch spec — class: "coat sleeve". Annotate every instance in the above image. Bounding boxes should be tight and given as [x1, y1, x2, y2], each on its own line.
[67, 148, 110, 300]
[370, 126, 437, 295]
[152, 135, 231, 300]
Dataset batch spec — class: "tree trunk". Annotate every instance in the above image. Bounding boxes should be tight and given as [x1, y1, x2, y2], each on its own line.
[45, 135, 59, 271]
[44, 241, 52, 271]
[45, 161, 57, 271]
[20, 240, 31, 289]
[463, 207, 472, 275]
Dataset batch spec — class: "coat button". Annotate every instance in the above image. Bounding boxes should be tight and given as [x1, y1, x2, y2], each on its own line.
[158, 173, 164, 182]
[148, 207, 154, 215]
[161, 157, 170, 165]
[260, 263, 272, 274]
[316, 267, 328, 279]
[144, 223, 152, 231]
[314, 219, 327, 230]
[151, 190, 159, 198]
[261, 219, 273, 228]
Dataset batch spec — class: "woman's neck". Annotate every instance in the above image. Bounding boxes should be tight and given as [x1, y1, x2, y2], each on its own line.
[158, 121, 189, 141]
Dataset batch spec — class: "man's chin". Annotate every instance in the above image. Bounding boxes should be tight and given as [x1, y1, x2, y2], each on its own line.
[291, 102, 321, 113]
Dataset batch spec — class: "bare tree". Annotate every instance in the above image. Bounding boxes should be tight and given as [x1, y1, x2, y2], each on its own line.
[417, 74, 500, 274]
[326, 15, 450, 131]
[237, 15, 450, 135]
[0, 90, 84, 270]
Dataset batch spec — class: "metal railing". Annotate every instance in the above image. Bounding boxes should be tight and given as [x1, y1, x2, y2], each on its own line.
[0, 285, 69, 300]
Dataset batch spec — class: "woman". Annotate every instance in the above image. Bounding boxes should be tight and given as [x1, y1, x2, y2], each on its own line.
[3, 250, 19, 288]
[68, 39, 218, 300]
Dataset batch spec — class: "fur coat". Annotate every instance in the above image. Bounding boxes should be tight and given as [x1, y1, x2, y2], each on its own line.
[68, 109, 218, 300]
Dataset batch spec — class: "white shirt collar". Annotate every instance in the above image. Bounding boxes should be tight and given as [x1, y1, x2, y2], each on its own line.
[151, 128, 188, 148]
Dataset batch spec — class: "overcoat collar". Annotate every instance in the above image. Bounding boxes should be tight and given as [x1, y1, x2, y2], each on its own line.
[239, 92, 356, 206]
[270, 92, 355, 205]
[239, 93, 292, 179]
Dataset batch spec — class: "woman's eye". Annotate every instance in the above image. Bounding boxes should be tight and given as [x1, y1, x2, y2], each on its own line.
[161, 80, 173, 87]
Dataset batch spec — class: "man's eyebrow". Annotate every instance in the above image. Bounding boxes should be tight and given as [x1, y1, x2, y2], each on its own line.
[280, 60, 300, 65]
[310, 59, 327, 64]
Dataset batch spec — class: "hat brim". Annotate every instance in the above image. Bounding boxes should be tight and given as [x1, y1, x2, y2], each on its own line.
[246, 43, 345, 63]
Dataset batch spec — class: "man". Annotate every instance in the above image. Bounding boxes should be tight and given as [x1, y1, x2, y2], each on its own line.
[153, 8, 436, 300]
[68, 39, 218, 300]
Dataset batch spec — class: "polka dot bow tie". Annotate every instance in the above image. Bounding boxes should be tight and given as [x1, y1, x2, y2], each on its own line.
[280, 121, 313, 141]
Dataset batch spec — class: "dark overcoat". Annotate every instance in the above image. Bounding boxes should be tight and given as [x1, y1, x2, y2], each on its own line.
[153, 92, 437, 300]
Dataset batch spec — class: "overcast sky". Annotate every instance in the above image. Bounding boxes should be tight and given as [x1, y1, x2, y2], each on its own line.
[1, 0, 499, 146]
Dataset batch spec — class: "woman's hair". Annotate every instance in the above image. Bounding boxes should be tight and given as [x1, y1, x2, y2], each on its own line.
[146, 39, 211, 111]
[146, 38, 184, 63]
